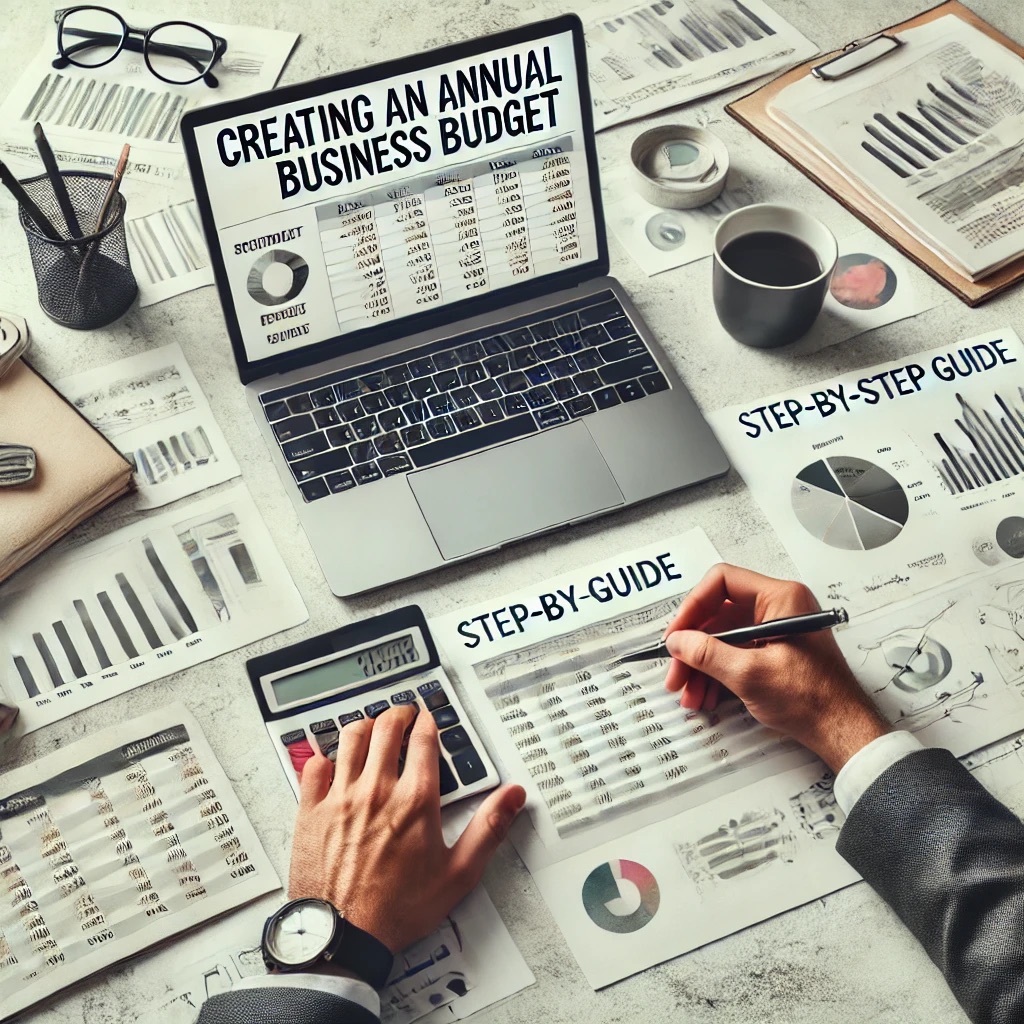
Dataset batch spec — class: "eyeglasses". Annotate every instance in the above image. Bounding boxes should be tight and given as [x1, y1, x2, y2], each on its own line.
[52, 6, 228, 87]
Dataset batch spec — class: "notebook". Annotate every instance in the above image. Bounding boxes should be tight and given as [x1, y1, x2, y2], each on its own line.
[181, 15, 728, 596]
[727, 1, 1024, 306]
[0, 357, 133, 582]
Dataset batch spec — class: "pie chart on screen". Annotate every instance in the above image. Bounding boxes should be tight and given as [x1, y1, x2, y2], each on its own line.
[791, 456, 908, 551]
[581, 859, 660, 933]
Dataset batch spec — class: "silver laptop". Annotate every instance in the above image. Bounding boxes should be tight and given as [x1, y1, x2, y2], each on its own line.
[181, 14, 728, 596]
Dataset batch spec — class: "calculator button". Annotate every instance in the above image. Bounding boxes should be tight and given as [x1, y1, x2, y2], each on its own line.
[432, 707, 460, 729]
[310, 721, 340, 760]
[440, 726, 471, 753]
[390, 690, 417, 705]
[418, 682, 450, 711]
[438, 757, 458, 796]
[365, 700, 390, 719]
[451, 746, 487, 785]
[282, 732, 315, 775]
[339, 711, 365, 727]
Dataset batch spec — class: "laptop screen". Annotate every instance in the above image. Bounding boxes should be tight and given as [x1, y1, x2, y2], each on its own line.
[182, 16, 605, 384]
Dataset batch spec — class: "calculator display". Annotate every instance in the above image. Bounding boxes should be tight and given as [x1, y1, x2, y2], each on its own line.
[270, 633, 419, 706]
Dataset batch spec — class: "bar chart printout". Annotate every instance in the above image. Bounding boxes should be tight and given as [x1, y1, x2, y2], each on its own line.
[0, 706, 278, 1022]
[0, 486, 307, 733]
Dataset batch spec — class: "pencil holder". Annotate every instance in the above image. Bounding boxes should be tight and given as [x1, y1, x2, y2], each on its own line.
[17, 171, 137, 330]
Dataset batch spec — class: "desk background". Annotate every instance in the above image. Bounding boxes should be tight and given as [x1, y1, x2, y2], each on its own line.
[2, 1, 1018, 1021]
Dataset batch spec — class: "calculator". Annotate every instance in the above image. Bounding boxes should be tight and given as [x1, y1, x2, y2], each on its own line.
[246, 606, 499, 805]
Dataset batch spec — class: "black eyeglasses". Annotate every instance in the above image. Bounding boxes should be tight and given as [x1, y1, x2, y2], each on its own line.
[52, 6, 228, 87]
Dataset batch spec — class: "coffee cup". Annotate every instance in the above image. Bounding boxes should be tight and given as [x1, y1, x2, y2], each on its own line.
[712, 204, 838, 349]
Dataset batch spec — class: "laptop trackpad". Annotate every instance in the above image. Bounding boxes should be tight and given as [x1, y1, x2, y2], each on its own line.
[408, 423, 624, 559]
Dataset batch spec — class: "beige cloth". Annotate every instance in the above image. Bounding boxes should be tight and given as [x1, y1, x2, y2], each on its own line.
[0, 358, 132, 582]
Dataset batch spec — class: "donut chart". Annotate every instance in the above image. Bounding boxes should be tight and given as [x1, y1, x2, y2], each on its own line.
[246, 249, 309, 306]
[791, 456, 908, 551]
[581, 859, 660, 933]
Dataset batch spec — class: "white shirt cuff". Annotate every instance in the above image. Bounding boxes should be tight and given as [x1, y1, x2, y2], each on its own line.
[834, 731, 925, 816]
[235, 972, 380, 1018]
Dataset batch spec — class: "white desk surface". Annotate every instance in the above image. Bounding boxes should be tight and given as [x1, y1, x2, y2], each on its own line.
[3, 1, 1019, 1021]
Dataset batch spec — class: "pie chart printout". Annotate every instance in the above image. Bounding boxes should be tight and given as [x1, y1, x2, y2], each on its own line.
[791, 456, 909, 551]
[581, 859, 661, 933]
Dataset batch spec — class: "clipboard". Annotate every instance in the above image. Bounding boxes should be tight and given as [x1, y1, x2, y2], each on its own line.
[726, 1, 1024, 307]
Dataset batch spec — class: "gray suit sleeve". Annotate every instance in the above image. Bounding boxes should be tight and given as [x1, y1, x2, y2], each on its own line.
[837, 747, 1024, 1024]
[196, 985, 380, 1024]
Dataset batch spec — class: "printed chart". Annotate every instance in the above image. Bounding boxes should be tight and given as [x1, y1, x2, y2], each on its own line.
[710, 329, 1024, 614]
[58, 344, 240, 509]
[0, 706, 278, 1022]
[0, 486, 306, 733]
[581, 860, 660, 933]
[791, 456, 908, 551]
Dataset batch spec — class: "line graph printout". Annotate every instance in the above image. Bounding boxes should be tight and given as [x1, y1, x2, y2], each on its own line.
[0, 705, 279, 1022]
[0, 486, 307, 734]
[432, 531, 860, 987]
[710, 328, 1024, 617]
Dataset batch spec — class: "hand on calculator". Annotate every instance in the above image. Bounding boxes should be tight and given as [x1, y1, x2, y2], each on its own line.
[662, 563, 889, 772]
[287, 704, 526, 954]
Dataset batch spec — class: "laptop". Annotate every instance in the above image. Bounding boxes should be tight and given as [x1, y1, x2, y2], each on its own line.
[181, 14, 728, 596]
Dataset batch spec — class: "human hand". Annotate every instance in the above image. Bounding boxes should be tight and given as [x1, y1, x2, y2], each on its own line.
[662, 563, 890, 772]
[288, 705, 525, 955]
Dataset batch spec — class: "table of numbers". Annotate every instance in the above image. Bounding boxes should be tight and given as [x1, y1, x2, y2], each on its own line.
[473, 595, 801, 840]
[0, 708, 276, 1022]
[316, 135, 595, 334]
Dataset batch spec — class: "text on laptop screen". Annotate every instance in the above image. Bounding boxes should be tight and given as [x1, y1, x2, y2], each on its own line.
[188, 28, 599, 367]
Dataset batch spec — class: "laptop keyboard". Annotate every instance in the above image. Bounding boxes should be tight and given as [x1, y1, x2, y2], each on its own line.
[259, 290, 670, 502]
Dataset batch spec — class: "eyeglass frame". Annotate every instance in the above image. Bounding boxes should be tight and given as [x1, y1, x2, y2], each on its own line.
[51, 6, 228, 88]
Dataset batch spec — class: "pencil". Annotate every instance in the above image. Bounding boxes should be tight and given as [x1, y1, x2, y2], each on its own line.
[92, 142, 130, 235]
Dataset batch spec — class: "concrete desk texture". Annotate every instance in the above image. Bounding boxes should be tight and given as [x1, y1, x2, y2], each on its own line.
[2, 1, 1023, 1022]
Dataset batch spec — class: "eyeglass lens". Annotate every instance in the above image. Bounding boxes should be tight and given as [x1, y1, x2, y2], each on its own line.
[146, 22, 218, 84]
[60, 7, 126, 68]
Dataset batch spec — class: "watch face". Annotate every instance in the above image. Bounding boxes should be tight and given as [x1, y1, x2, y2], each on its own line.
[266, 899, 337, 967]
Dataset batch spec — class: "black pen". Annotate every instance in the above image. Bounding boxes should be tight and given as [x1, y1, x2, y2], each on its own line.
[610, 608, 850, 666]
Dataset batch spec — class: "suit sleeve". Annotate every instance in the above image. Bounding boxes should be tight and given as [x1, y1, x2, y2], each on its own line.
[837, 747, 1024, 1024]
[196, 974, 380, 1024]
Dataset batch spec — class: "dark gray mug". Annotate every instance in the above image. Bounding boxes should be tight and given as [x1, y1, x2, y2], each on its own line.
[712, 204, 838, 348]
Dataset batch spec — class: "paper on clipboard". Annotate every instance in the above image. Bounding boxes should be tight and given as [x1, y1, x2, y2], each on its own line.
[768, 15, 1024, 280]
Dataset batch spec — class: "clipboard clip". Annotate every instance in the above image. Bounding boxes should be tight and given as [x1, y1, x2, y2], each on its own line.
[812, 33, 904, 81]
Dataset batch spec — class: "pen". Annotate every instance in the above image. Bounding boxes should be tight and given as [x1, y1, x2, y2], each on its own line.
[34, 122, 82, 238]
[610, 607, 850, 666]
[0, 160, 63, 240]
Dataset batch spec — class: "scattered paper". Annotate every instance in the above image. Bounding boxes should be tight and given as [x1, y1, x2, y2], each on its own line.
[0, 8, 297, 178]
[126, 200, 214, 307]
[57, 343, 239, 508]
[431, 531, 859, 987]
[787, 228, 948, 355]
[603, 176, 754, 274]
[132, 886, 532, 1024]
[0, 705, 280, 1022]
[585, 0, 817, 130]
[0, 486, 307, 733]
[709, 327, 1024, 616]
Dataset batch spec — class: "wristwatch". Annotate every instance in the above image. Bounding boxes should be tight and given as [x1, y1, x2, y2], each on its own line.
[261, 898, 394, 989]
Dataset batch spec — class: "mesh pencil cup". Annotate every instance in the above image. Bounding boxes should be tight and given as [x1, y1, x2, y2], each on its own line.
[17, 171, 138, 330]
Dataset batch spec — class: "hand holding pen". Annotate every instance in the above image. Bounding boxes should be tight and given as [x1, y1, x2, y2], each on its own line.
[658, 564, 890, 772]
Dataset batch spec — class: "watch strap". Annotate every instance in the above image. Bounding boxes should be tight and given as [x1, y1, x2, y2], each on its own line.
[328, 916, 394, 989]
